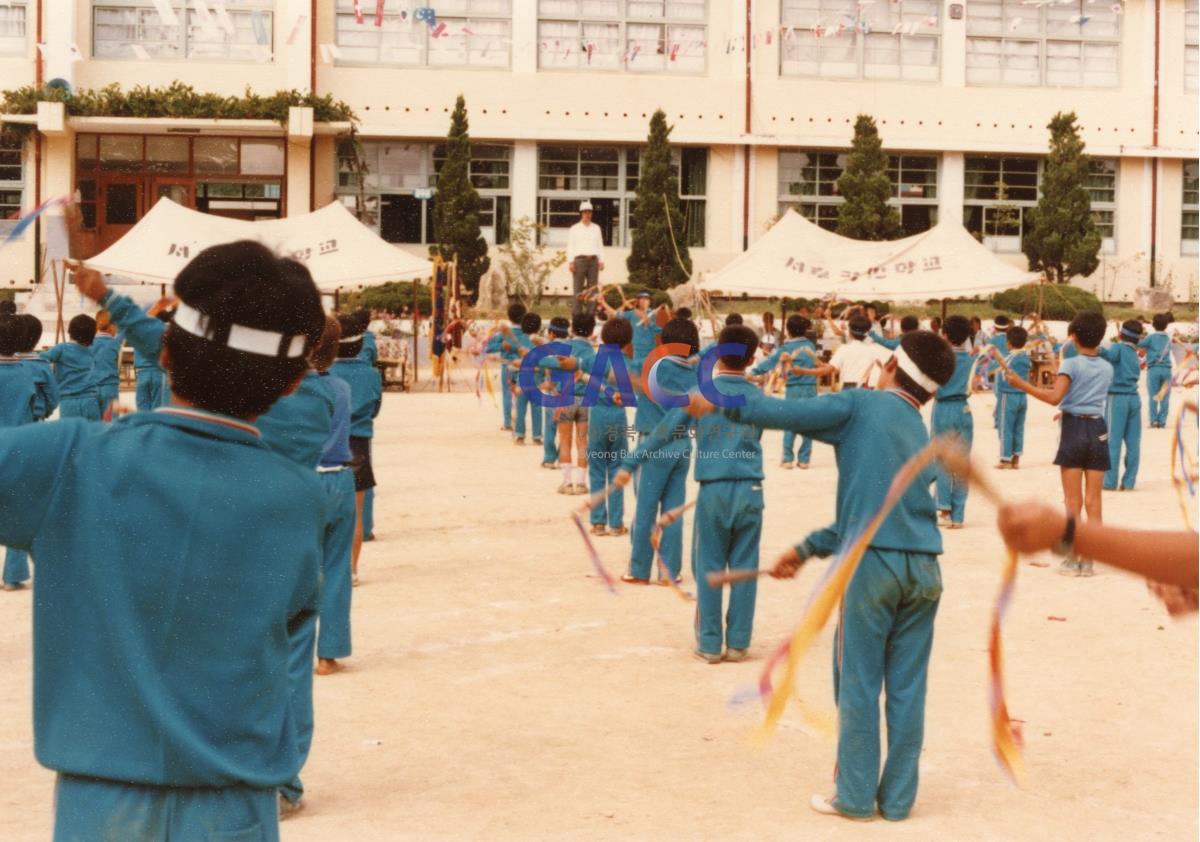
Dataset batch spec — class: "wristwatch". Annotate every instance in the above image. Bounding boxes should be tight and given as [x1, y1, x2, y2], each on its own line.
[1052, 514, 1076, 557]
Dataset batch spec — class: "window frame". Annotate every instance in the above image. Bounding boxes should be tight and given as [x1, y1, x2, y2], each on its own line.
[964, 0, 1121, 89]
[1183, 161, 1199, 256]
[536, 0, 708, 75]
[91, 0, 275, 63]
[332, 0, 513, 69]
[1186, 0, 1199, 92]
[779, 0, 943, 83]
[0, 134, 25, 238]
[0, 0, 28, 57]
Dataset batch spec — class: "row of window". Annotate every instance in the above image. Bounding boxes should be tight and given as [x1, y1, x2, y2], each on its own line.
[1, 136, 1195, 257]
[0, 0, 1194, 89]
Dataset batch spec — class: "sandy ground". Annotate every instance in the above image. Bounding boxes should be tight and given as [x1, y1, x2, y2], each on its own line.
[0, 381, 1196, 841]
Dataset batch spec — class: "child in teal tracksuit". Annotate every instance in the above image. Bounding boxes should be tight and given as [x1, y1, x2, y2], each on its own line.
[540, 317, 570, 468]
[586, 317, 632, 536]
[22, 244, 326, 840]
[17, 315, 59, 421]
[102, 293, 171, 411]
[869, 314, 919, 352]
[1100, 320, 1144, 491]
[354, 310, 378, 541]
[43, 314, 100, 420]
[90, 311, 123, 415]
[486, 303, 527, 431]
[0, 318, 40, 592]
[538, 312, 597, 494]
[621, 324, 766, 661]
[512, 311, 544, 446]
[1140, 313, 1174, 428]
[996, 327, 1031, 469]
[620, 318, 698, 582]
[751, 314, 820, 469]
[931, 316, 975, 527]
[331, 315, 383, 584]
[705, 330, 956, 821]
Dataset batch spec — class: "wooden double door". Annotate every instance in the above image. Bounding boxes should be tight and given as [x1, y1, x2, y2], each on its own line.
[96, 177, 193, 252]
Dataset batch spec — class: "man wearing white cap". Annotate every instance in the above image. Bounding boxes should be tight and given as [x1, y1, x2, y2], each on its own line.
[567, 201, 605, 315]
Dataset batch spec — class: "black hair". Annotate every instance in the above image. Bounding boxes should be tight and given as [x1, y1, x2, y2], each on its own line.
[899, 315, 920, 333]
[895, 331, 954, 404]
[156, 309, 174, 324]
[336, 313, 363, 358]
[970, 316, 982, 330]
[718, 324, 758, 369]
[785, 315, 811, 338]
[725, 313, 744, 326]
[571, 312, 595, 337]
[600, 316, 633, 347]
[164, 241, 324, 419]
[547, 316, 570, 337]
[520, 312, 542, 336]
[0, 317, 21, 356]
[929, 316, 942, 331]
[942, 315, 972, 347]
[353, 308, 371, 334]
[68, 314, 97, 347]
[0, 300, 15, 317]
[1067, 310, 1106, 350]
[994, 315, 1011, 328]
[1006, 326, 1028, 349]
[661, 317, 700, 356]
[674, 307, 693, 321]
[507, 303, 527, 324]
[1118, 319, 1143, 343]
[18, 314, 42, 352]
[1153, 313, 1171, 332]
[847, 314, 871, 339]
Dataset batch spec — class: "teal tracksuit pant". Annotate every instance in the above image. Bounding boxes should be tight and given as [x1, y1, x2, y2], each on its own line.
[931, 399, 973, 525]
[500, 369, 514, 428]
[59, 395, 101, 421]
[997, 392, 1026, 462]
[782, 384, 816, 465]
[97, 385, 119, 416]
[135, 368, 168, 412]
[1104, 392, 1141, 490]
[53, 774, 279, 842]
[3, 547, 29, 585]
[832, 549, 942, 821]
[279, 595, 318, 806]
[362, 487, 375, 539]
[542, 406, 558, 463]
[630, 454, 689, 580]
[318, 469, 356, 659]
[692, 479, 763, 655]
[1147, 367, 1171, 427]
[588, 423, 627, 529]
[513, 385, 543, 440]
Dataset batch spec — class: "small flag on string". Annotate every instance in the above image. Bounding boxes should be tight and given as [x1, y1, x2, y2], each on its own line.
[213, 0, 235, 34]
[286, 14, 307, 45]
[251, 9, 269, 45]
[430, 21, 447, 38]
[353, 0, 364, 24]
[375, 0, 386, 27]
[151, 0, 179, 27]
[193, 0, 217, 37]
[414, 6, 436, 25]
[131, 44, 151, 60]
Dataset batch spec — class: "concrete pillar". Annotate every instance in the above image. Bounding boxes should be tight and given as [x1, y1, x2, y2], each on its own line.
[511, 140, 537, 225]
[940, 152, 964, 226]
[511, 0, 537, 74]
[942, 1, 966, 89]
[284, 0, 314, 93]
[286, 107, 314, 215]
[41, 0, 78, 88]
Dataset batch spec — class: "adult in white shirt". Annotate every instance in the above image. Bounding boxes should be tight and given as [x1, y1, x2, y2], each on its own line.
[822, 314, 892, 389]
[567, 200, 605, 315]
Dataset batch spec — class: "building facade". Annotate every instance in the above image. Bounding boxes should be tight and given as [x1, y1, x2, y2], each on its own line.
[1, 0, 1197, 301]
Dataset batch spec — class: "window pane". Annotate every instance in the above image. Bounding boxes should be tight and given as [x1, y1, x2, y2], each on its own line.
[93, 6, 183, 59]
[76, 135, 98, 172]
[0, 135, 24, 183]
[194, 137, 238, 174]
[0, 3, 27, 57]
[99, 135, 143, 172]
[145, 136, 189, 174]
[104, 183, 139, 224]
[240, 140, 284, 176]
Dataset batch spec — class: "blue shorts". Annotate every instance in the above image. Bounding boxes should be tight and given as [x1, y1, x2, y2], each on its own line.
[1054, 414, 1111, 472]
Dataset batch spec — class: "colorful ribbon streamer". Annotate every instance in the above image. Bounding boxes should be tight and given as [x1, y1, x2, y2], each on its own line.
[571, 511, 618, 594]
[1, 196, 69, 249]
[989, 547, 1026, 783]
[650, 499, 697, 603]
[1171, 402, 1198, 530]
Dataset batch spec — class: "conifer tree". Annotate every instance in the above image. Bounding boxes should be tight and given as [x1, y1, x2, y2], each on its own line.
[835, 114, 903, 241]
[627, 110, 691, 289]
[431, 95, 490, 298]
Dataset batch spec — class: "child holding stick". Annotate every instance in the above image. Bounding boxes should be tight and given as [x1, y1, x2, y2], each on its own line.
[1140, 313, 1174, 427]
[931, 316, 976, 527]
[43, 314, 100, 420]
[586, 318, 632, 536]
[995, 326, 1031, 469]
[750, 315, 819, 469]
[1100, 319, 1144, 490]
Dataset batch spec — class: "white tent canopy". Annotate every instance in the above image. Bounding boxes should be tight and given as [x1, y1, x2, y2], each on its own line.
[83, 198, 432, 291]
[699, 210, 1038, 301]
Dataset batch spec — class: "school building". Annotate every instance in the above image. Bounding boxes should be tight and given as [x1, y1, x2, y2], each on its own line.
[1, 0, 1197, 302]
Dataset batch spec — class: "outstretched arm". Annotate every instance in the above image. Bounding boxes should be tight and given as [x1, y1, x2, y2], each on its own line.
[1008, 371, 1070, 406]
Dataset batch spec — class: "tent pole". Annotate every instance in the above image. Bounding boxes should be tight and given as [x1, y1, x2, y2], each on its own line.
[940, 297, 947, 324]
[411, 280, 419, 384]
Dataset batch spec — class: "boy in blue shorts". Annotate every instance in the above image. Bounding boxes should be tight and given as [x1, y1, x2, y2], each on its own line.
[43, 314, 100, 420]
[1005, 311, 1112, 576]
[21, 244, 325, 841]
[618, 324, 765, 663]
[931, 316, 975, 528]
[694, 330, 955, 820]
[1100, 319, 1144, 491]
[1139, 313, 1174, 428]
[90, 310, 123, 415]
[546, 312, 597, 495]
[996, 326, 1031, 469]
[485, 303, 526, 431]
[751, 315, 820, 469]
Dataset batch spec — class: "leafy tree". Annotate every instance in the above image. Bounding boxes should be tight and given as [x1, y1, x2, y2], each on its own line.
[430, 95, 490, 300]
[1022, 111, 1101, 284]
[496, 216, 565, 306]
[627, 109, 691, 289]
[836, 114, 903, 241]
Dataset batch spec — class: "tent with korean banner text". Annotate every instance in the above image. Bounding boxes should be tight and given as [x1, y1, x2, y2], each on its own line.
[697, 209, 1037, 300]
[81, 197, 432, 291]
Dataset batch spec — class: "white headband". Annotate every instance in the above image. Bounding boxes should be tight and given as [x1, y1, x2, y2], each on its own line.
[893, 347, 939, 393]
[172, 302, 307, 359]
[338, 333, 365, 343]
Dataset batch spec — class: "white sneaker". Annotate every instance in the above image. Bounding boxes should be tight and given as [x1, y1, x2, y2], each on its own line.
[725, 648, 749, 662]
[557, 482, 572, 494]
[809, 794, 874, 821]
[781, 461, 795, 470]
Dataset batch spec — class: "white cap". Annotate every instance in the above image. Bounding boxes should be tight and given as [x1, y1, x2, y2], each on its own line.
[579, 200, 593, 212]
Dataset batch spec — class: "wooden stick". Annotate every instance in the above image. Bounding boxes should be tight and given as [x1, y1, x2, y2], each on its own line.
[706, 569, 772, 587]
